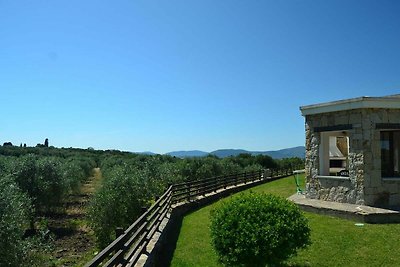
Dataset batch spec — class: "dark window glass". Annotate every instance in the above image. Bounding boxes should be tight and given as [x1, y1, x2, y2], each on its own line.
[381, 131, 400, 177]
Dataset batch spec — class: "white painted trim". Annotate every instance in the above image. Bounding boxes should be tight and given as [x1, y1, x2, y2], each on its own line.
[300, 95, 400, 116]
[317, 175, 350, 181]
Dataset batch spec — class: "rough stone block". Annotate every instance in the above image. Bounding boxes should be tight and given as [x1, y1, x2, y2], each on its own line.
[370, 112, 382, 124]
[356, 188, 365, 205]
[362, 118, 373, 129]
[346, 189, 356, 203]
[306, 185, 319, 199]
[388, 183, 400, 194]
[335, 115, 349, 125]
[364, 194, 375, 206]
[364, 153, 372, 165]
[371, 140, 381, 154]
[327, 115, 335, 125]
[363, 173, 371, 185]
[311, 136, 319, 145]
[351, 140, 362, 151]
[389, 193, 400, 206]
[364, 187, 376, 195]
[349, 113, 361, 124]
[370, 176, 381, 187]
[363, 129, 372, 139]
[380, 111, 389, 123]
[362, 140, 371, 153]
[373, 159, 381, 172]
[371, 169, 381, 179]
[388, 111, 400, 123]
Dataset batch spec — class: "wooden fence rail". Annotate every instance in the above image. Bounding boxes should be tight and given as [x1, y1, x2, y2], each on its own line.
[85, 168, 293, 267]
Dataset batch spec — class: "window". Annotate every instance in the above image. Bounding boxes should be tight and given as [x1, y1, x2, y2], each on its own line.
[381, 131, 400, 177]
[319, 131, 349, 176]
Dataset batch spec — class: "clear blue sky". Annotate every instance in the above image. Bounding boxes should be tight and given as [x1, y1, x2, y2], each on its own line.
[1, 0, 399, 154]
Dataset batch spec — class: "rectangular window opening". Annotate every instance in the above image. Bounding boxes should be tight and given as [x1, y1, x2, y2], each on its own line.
[319, 132, 349, 177]
[381, 131, 400, 178]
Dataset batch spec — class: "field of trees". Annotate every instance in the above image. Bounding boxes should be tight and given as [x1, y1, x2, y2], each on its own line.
[0, 144, 303, 266]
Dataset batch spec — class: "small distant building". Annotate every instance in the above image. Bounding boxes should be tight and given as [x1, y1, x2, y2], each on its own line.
[300, 95, 400, 207]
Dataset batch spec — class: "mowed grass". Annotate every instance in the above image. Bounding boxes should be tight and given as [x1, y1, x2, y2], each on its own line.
[170, 175, 400, 267]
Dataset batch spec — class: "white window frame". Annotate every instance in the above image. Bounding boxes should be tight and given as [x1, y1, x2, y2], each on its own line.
[318, 131, 349, 179]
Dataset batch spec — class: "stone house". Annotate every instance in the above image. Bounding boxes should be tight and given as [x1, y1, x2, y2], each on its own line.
[300, 95, 400, 207]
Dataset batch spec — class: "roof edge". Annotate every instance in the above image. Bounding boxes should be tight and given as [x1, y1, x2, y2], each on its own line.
[300, 95, 400, 116]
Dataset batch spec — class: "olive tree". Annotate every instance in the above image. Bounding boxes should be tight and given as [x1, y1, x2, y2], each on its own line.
[0, 175, 32, 266]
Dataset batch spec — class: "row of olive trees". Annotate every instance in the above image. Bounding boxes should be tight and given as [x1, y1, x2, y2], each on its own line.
[0, 175, 32, 266]
[88, 155, 182, 247]
[88, 153, 304, 248]
[6, 154, 96, 215]
[0, 154, 96, 266]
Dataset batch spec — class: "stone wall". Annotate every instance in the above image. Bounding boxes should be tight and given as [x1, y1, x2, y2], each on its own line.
[304, 108, 400, 207]
[362, 109, 400, 207]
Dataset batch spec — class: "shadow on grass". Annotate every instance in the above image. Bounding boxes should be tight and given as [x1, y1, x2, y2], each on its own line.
[155, 212, 184, 267]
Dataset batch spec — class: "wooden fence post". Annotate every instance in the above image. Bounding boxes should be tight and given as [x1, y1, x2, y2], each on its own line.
[223, 175, 227, 189]
[141, 207, 148, 214]
[115, 227, 124, 238]
[187, 183, 191, 202]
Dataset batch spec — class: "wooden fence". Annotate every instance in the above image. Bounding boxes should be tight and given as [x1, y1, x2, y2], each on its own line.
[85, 168, 293, 267]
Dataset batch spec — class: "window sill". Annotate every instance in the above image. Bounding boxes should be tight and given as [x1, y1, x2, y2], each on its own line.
[317, 175, 350, 181]
[382, 177, 400, 181]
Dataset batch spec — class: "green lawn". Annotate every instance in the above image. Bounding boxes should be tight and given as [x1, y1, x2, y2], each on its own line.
[170, 175, 400, 267]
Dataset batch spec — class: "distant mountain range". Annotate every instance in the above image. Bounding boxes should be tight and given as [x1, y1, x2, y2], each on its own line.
[163, 146, 305, 159]
[166, 150, 209, 158]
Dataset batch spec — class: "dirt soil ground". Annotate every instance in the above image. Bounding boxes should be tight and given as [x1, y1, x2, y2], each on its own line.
[48, 168, 102, 266]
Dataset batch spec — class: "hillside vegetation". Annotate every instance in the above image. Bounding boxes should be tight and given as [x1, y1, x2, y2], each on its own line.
[0, 145, 303, 266]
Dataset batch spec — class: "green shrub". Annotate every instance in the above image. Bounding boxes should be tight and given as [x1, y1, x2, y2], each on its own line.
[0, 175, 32, 266]
[146, 162, 183, 196]
[0, 156, 12, 176]
[88, 158, 183, 248]
[76, 156, 96, 177]
[243, 163, 264, 173]
[88, 166, 153, 248]
[60, 156, 96, 194]
[210, 192, 311, 266]
[62, 159, 86, 193]
[10, 155, 66, 213]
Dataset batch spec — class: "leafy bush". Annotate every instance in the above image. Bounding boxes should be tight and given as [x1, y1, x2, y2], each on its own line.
[147, 161, 183, 196]
[243, 163, 264, 173]
[62, 158, 86, 193]
[88, 165, 153, 248]
[10, 155, 66, 214]
[0, 175, 32, 266]
[210, 192, 311, 266]
[76, 156, 97, 177]
[0, 156, 11, 176]
[178, 157, 225, 181]
[220, 158, 242, 176]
